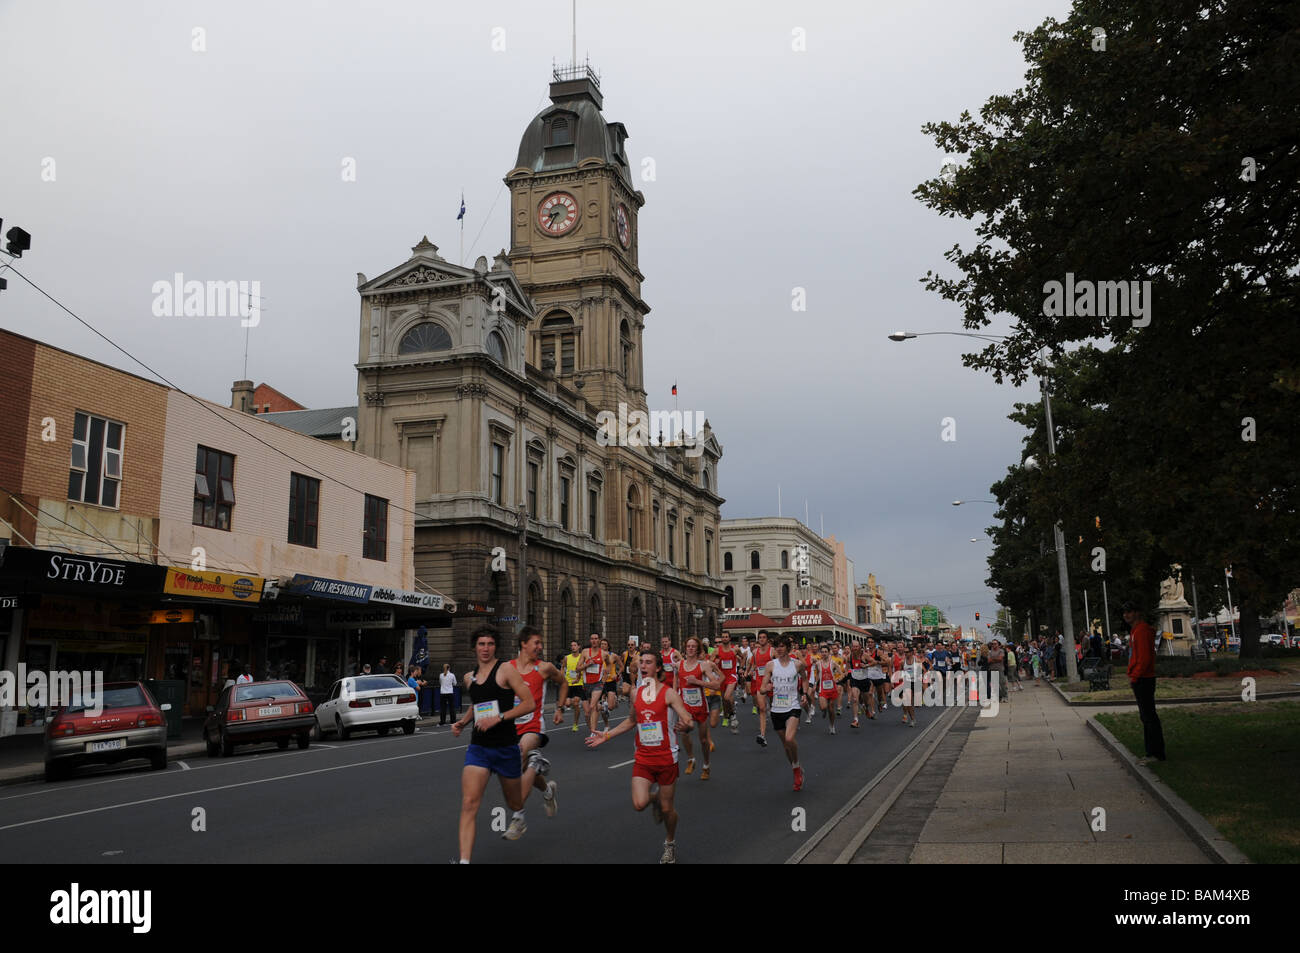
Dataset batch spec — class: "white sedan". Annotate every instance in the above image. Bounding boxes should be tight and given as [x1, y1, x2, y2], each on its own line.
[313, 675, 419, 740]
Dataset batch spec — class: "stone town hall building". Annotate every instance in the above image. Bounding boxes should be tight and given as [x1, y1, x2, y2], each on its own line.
[352, 66, 724, 661]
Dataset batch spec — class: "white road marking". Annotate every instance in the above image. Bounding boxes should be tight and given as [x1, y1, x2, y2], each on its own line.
[312, 743, 335, 749]
[176, 761, 191, 771]
[0, 743, 468, 832]
[607, 759, 634, 769]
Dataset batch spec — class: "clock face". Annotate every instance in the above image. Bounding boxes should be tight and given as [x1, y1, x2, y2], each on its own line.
[616, 203, 630, 248]
[537, 192, 579, 235]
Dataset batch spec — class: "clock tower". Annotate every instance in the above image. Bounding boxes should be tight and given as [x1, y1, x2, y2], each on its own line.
[506, 64, 648, 415]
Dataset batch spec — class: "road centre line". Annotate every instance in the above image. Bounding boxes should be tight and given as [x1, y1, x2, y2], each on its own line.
[0, 743, 468, 832]
[607, 759, 634, 769]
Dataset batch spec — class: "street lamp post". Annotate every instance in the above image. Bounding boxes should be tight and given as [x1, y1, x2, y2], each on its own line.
[893, 330, 1079, 682]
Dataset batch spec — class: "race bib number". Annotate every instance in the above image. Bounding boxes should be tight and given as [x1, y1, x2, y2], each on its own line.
[682, 687, 703, 707]
[720, 660, 733, 669]
[473, 700, 500, 722]
[821, 678, 834, 691]
[638, 721, 665, 746]
[586, 663, 601, 675]
[774, 692, 794, 709]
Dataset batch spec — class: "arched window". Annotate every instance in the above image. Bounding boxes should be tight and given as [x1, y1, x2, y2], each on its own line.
[782, 584, 790, 608]
[724, 586, 734, 608]
[620, 319, 632, 378]
[540, 313, 576, 375]
[549, 115, 572, 146]
[527, 582, 541, 631]
[724, 551, 733, 572]
[486, 330, 506, 363]
[670, 603, 680, 640]
[630, 596, 644, 640]
[398, 322, 452, 354]
[781, 550, 789, 570]
[701, 467, 710, 492]
[590, 592, 602, 635]
[627, 484, 640, 549]
[559, 589, 574, 644]
[751, 584, 762, 607]
[750, 551, 760, 571]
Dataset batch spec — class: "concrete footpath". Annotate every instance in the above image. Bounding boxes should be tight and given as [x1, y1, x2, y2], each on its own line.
[848, 679, 1212, 863]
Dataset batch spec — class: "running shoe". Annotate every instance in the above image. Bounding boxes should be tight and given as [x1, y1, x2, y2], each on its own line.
[503, 814, 527, 841]
[686, 757, 695, 775]
[752, 706, 758, 715]
[722, 717, 729, 727]
[851, 718, 860, 728]
[730, 719, 738, 735]
[756, 734, 767, 747]
[544, 781, 559, 818]
[829, 724, 836, 735]
[571, 723, 578, 732]
[793, 766, 804, 792]
[701, 765, 710, 780]
[660, 841, 677, 864]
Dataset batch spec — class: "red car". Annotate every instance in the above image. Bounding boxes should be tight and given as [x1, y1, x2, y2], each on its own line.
[44, 681, 170, 781]
[204, 680, 314, 757]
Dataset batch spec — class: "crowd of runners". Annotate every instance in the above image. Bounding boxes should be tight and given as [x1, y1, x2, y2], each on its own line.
[450, 625, 1008, 864]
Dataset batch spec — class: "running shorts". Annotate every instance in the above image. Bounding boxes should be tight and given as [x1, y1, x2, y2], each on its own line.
[633, 761, 679, 786]
[519, 731, 549, 749]
[465, 743, 522, 778]
[770, 708, 800, 731]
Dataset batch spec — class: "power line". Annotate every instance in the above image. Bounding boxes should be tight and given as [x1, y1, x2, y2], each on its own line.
[5, 262, 436, 532]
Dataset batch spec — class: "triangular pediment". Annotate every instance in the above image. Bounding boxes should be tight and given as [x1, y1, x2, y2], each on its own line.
[361, 259, 472, 295]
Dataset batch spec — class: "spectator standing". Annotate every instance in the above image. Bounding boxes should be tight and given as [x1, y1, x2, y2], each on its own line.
[408, 665, 429, 717]
[988, 640, 1007, 701]
[1122, 602, 1167, 764]
[439, 663, 457, 724]
[375, 656, 391, 675]
[236, 665, 254, 685]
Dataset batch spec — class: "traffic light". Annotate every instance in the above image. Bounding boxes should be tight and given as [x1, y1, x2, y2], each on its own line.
[4, 224, 31, 258]
[975, 611, 980, 620]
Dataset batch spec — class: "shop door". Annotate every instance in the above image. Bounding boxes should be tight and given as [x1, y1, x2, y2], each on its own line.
[188, 644, 221, 715]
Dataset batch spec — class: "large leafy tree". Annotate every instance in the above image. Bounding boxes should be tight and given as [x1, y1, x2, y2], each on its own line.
[917, 0, 1300, 657]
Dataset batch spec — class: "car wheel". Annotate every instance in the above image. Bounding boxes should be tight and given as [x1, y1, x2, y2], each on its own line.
[150, 749, 168, 771]
[205, 729, 220, 757]
[276, 737, 290, 749]
[310, 720, 322, 741]
[296, 733, 310, 750]
[44, 761, 65, 783]
[402, 720, 416, 736]
[336, 716, 350, 741]
[377, 726, 389, 737]
[220, 730, 236, 757]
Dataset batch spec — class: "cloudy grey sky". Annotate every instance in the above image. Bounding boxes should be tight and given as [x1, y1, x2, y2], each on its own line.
[2, 0, 1078, 632]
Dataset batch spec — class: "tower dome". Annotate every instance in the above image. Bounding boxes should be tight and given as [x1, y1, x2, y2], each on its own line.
[512, 64, 631, 184]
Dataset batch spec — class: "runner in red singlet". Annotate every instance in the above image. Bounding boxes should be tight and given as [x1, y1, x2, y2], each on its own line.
[676, 636, 723, 779]
[714, 633, 741, 734]
[586, 648, 694, 864]
[501, 626, 566, 840]
[746, 630, 774, 747]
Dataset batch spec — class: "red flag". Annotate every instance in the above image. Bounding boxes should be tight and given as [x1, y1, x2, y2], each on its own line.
[671, 382, 677, 396]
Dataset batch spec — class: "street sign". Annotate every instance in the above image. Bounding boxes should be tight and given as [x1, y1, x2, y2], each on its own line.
[921, 606, 938, 626]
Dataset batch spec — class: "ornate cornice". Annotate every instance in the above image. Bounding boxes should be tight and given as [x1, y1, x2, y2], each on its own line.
[363, 391, 385, 407]
[456, 383, 490, 399]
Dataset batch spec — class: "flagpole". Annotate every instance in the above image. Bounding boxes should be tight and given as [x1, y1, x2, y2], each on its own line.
[459, 188, 465, 266]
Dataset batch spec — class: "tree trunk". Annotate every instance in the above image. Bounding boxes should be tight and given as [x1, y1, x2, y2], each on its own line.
[1237, 586, 1261, 659]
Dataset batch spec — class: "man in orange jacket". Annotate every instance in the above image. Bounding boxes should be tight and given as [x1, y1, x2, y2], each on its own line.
[1122, 602, 1166, 764]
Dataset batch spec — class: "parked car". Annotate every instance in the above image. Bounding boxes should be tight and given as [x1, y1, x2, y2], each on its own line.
[44, 681, 170, 781]
[204, 680, 314, 757]
[313, 674, 419, 740]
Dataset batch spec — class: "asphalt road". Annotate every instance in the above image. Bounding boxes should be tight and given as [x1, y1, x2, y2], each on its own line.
[0, 699, 941, 864]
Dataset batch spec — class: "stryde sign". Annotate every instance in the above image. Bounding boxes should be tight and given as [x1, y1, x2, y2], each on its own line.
[370, 586, 443, 611]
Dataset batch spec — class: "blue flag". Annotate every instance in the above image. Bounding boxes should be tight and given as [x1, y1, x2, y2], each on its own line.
[457, 193, 466, 221]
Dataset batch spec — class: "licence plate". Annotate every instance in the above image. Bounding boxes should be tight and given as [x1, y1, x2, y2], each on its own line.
[87, 739, 126, 753]
[257, 706, 284, 717]
[374, 697, 393, 705]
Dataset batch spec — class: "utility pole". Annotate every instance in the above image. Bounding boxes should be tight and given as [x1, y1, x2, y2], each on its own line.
[1041, 375, 1079, 682]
